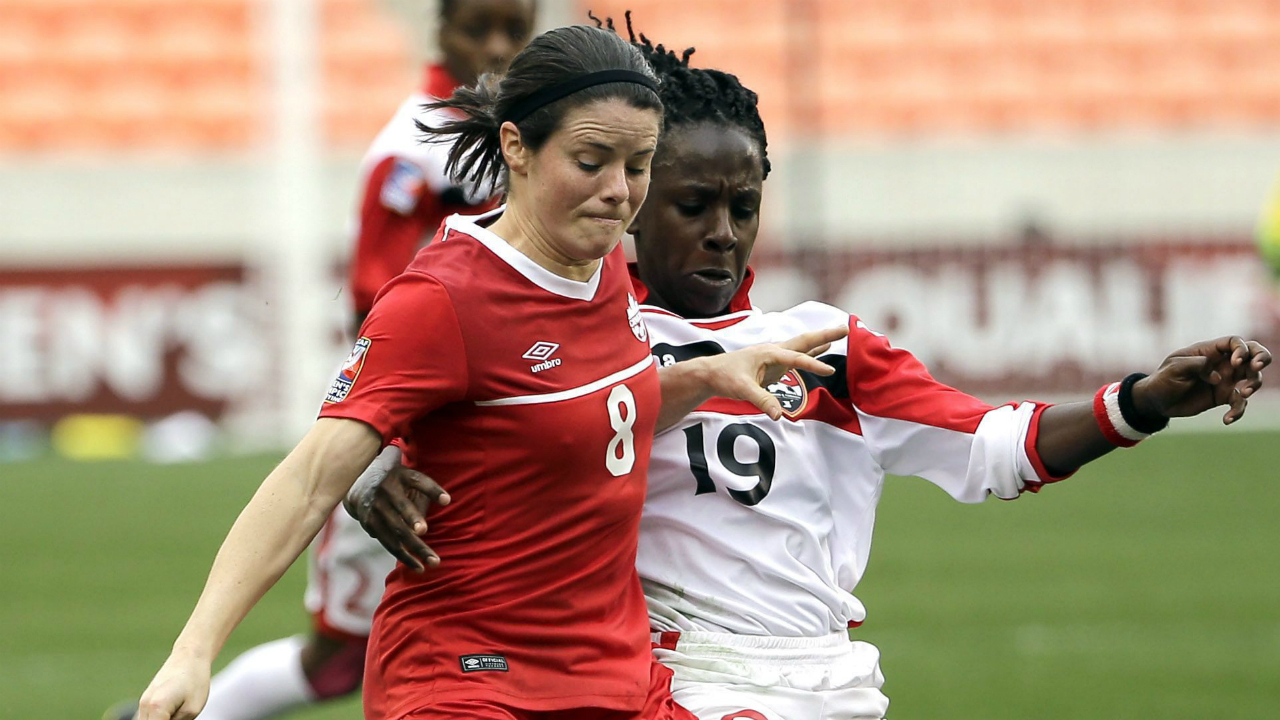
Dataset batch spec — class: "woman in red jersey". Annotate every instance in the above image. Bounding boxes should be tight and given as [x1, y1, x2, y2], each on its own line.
[135, 24, 844, 720]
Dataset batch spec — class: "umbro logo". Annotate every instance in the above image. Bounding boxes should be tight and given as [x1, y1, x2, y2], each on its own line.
[459, 654, 509, 673]
[523, 341, 562, 373]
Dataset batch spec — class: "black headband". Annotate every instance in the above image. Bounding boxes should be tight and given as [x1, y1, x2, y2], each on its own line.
[502, 69, 659, 124]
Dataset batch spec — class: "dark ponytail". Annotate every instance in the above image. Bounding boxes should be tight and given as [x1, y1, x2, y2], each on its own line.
[417, 24, 662, 191]
[417, 75, 505, 192]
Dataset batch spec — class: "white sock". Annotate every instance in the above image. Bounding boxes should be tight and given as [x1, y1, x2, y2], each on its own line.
[198, 635, 318, 720]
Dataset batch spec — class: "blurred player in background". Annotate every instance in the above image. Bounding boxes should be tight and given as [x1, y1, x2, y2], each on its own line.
[347, 0, 536, 328]
[352, 19, 1273, 720]
[106, 2, 535, 720]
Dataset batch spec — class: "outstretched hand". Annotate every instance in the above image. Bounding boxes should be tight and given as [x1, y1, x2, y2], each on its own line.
[344, 445, 450, 571]
[701, 326, 849, 420]
[1134, 336, 1271, 425]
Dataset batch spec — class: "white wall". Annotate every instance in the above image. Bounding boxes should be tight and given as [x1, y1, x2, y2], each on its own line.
[767, 132, 1280, 247]
[5, 133, 1278, 268]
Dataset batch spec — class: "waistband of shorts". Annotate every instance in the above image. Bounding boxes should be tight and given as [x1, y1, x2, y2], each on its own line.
[651, 629, 853, 660]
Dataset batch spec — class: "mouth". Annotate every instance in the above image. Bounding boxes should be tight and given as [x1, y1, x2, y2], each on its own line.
[584, 215, 623, 227]
[689, 268, 735, 288]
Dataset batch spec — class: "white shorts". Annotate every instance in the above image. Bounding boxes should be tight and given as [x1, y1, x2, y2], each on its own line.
[651, 630, 889, 720]
[303, 507, 396, 639]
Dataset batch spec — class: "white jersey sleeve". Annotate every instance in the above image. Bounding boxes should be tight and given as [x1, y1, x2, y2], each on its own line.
[356, 93, 493, 203]
[844, 314, 1059, 502]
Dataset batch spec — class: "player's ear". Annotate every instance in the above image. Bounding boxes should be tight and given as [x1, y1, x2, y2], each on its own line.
[499, 121, 530, 177]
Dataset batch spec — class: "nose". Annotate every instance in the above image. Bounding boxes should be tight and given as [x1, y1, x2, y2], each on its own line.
[485, 33, 517, 69]
[599, 165, 629, 205]
[702, 206, 737, 253]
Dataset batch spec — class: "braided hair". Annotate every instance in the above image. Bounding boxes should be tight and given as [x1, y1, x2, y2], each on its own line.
[591, 11, 771, 178]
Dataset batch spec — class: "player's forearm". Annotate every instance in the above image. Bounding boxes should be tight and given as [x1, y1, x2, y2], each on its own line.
[170, 467, 329, 661]
[1033, 401, 1117, 477]
[656, 357, 718, 432]
[169, 419, 381, 662]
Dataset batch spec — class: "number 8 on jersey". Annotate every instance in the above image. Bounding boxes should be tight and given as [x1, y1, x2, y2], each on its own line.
[606, 384, 637, 476]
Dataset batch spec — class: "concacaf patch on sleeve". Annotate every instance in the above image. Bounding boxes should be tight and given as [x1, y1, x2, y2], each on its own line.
[379, 159, 427, 216]
[325, 337, 371, 403]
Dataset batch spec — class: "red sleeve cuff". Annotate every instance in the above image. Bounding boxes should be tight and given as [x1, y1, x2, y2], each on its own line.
[1023, 402, 1076, 488]
[316, 404, 398, 448]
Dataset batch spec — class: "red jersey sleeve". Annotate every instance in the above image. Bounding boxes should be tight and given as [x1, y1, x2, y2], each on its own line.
[319, 272, 468, 443]
[844, 317, 994, 432]
[348, 157, 443, 317]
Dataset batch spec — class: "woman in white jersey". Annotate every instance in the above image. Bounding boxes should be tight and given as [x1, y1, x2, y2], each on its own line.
[350, 20, 1272, 720]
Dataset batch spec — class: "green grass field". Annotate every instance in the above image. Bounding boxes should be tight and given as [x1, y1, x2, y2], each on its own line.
[2, 432, 1278, 719]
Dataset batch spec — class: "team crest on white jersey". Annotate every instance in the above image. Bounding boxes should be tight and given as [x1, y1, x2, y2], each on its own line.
[766, 370, 808, 418]
[627, 294, 648, 342]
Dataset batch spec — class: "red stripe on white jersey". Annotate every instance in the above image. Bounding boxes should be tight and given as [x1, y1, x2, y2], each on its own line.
[846, 315, 991, 435]
[690, 387, 863, 436]
[641, 306, 755, 331]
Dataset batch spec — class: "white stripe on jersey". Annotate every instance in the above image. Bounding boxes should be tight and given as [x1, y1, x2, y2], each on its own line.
[474, 355, 654, 406]
[638, 300, 1050, 637]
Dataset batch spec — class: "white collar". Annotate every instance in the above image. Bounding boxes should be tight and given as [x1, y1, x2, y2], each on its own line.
[444, 206, 602, 301]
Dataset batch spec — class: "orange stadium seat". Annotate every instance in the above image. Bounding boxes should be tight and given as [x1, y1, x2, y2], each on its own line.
[4, 0, 1280, 152]
[320, 0, 414, 144]
[0, 0, 416, 152]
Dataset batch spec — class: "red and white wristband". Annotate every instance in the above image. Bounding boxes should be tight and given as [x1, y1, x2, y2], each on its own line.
[1092, 372, 1169, 447]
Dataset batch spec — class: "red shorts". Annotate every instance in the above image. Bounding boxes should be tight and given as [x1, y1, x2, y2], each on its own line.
[397, 658, 694, 720]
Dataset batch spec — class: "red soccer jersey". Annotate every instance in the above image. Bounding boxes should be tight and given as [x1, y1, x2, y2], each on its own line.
[347, 64, 499, 318]
[319, 208, 660, 718]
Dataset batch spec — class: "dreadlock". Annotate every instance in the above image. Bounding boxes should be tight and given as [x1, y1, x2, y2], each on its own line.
[589, 11, 771, 178]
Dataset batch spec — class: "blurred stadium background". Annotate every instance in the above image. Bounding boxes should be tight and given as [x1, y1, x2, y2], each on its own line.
[2, 1, 1278, 718]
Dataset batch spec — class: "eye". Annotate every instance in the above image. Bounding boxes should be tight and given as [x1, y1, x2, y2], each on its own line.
[732, 203, 758, 220]
[577, 161, 602, 172]
[676, 203, 704, 217]
[626, 166, 647, 177]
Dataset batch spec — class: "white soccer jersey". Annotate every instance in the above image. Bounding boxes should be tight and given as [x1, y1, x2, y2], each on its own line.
[635, 272, 1065, 637]
[353, 90, 491, 210]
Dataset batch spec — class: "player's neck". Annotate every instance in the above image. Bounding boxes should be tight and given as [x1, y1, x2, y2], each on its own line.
[638, 282, 728, 320]
[640, 286, 680, 316]
[487, 208, 602, 283]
